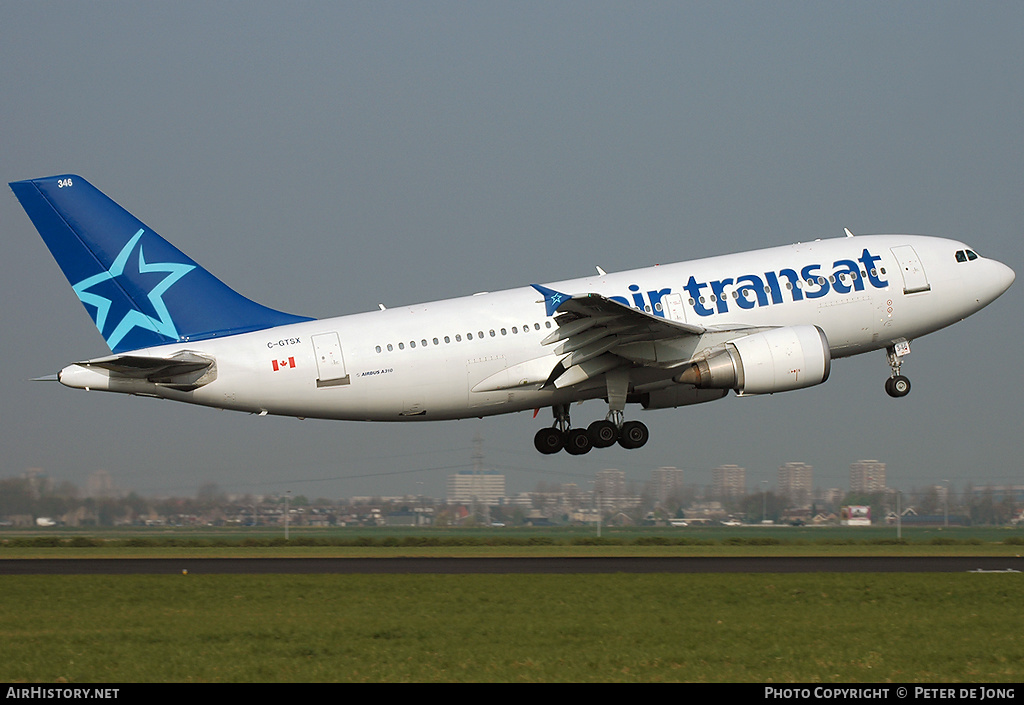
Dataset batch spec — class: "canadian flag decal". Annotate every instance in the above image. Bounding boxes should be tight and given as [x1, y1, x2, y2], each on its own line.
[272, 357, 296, 371]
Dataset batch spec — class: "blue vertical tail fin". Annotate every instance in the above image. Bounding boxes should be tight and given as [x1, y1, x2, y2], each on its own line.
[10, 174, 313, 353]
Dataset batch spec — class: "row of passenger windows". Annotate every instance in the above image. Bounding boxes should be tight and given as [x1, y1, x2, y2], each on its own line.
[375, 320, 553, 353]
[374, 264, 893, 349]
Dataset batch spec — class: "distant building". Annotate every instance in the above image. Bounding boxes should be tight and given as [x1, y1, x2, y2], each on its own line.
[712, 464, 746, 500]
[966, 485, 1024, 503]
[778, 462, 813, 505]
[850, 460, 886, 494]
[384, 509, 432, 527]
[24, 468, 48, 493]
[561, 483, 583, 509]
[820, 487, 844, 505]
[595, 469, 628, 508]
[685, 500, 728, 522]
[840, 505, 872, 526]
[87, 469, 118, 498]
[649, 467, 685, 507]
[446, 471, 506, 506]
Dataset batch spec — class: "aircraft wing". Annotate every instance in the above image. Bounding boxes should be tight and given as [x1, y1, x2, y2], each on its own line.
[534, 284, 705, 335]
[531, 284, 711, 388]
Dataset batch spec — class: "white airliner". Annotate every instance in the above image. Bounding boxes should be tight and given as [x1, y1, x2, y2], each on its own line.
[10, 175, 1015, 454]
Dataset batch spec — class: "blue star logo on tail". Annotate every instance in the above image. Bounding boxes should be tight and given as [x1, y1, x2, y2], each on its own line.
[72, 229, 196, 350]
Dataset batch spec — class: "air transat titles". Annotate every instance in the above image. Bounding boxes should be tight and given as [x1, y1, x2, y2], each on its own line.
[612, 248, 888, 318]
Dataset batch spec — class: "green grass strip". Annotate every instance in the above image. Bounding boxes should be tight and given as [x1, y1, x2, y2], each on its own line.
[1, 573, 1021, 682]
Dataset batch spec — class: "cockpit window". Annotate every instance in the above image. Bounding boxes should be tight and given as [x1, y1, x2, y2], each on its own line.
[966, 249, 978, 261]
[955, 249, 979, 263]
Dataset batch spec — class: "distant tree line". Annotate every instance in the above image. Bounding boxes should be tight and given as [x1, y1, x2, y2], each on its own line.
[0, 474, 1019, 526]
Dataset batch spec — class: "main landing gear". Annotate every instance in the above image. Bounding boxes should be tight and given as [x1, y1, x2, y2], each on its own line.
[884, 343, 911, 398]
[533, 404, 650, 455]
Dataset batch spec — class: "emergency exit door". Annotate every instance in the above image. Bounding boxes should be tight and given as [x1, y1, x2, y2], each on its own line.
[312, 332, 350, 387]
[890, 245, 931, 294]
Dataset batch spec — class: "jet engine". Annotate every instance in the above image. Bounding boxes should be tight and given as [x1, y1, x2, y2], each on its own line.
[673, 325, 831, 395]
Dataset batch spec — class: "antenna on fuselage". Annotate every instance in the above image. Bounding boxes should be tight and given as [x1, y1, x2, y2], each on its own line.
[844, 227, 855, 238]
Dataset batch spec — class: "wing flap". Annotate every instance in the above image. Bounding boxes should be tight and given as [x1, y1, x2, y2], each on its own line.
[531, 284, 710, 387]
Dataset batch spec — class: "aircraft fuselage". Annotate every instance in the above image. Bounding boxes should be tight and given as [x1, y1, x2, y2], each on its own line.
[58, 233, 1014, 422]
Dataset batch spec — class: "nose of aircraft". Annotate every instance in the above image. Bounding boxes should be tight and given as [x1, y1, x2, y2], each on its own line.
[981, 258, 1015, 304]
[993, 259, 1015, 293]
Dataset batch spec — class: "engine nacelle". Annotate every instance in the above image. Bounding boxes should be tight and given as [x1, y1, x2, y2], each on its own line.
[673, 325, 831, 395]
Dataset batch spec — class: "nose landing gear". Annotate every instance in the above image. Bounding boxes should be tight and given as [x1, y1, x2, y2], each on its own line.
[884, 342, 912, 398]
[885, 375, 911, 397]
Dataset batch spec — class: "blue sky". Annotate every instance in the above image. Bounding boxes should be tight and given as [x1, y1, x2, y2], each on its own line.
[2, 2, 1021, 499]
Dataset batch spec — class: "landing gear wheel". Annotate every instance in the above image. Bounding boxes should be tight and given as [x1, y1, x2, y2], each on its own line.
[885, 375, 911, 398]
[534, 427, 564, 454]
[617, 420, 650, 450]
[564, 428, 593, 455]
[587, 420, 619, 448]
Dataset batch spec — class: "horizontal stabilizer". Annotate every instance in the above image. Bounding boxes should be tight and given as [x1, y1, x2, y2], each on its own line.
[81, 351, 214, 379]
[64, 351, 217, 391]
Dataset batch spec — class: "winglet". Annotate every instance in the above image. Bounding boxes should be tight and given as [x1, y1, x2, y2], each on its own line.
[531, 284, 572, 317]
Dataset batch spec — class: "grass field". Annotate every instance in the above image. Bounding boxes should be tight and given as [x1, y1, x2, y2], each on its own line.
[3, 524, 1023, 558]
[1, 572, 1022, 682]
[2, 526, 1022, 682]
